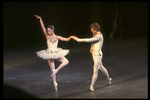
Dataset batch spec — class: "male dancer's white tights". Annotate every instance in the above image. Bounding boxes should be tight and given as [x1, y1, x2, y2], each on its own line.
[47, 57, 69, 91]
[90, 55, 111, 91]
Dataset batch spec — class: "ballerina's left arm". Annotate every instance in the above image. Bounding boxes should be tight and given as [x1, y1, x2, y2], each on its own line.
[57, 36, 71, 41]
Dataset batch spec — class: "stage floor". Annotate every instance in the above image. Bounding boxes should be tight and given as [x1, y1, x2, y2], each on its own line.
[4, 39, 148, 99]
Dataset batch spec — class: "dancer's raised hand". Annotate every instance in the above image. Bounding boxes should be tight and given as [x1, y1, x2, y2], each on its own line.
[34, 15, 41, 19]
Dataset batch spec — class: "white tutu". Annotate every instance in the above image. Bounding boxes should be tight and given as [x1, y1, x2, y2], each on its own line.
[36, 48, 69, 60]
[36, 35, 69, 60]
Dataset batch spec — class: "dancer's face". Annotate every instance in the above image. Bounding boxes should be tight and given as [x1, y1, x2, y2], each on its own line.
[91, 28, 97, 34]
[47, 28, 54, 35]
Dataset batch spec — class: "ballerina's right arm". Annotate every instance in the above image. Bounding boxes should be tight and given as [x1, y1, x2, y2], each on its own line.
[34, 15, 47, 36]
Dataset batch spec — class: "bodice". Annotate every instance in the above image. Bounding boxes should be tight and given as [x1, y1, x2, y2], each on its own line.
[47, 36, 58, 50]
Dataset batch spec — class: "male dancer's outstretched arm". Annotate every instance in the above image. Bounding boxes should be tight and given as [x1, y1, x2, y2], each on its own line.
[71, 36, 100, 43]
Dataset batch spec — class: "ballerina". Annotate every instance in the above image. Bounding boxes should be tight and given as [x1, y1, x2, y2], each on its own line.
[34, 15, 71, 91]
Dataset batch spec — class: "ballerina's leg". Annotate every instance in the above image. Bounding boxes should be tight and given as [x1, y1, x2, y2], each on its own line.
[47, 59, 58, 91]
[51, 57, 69, 77]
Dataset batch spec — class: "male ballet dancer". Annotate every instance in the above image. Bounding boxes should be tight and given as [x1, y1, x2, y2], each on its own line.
[71, 23, 112, 91]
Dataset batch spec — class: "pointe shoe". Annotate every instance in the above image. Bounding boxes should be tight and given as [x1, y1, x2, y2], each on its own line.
[51, 69, 58, 77]
[108, 78, 112, 85]
[54, 82, 58, 91]
[90, 85, 94, 92]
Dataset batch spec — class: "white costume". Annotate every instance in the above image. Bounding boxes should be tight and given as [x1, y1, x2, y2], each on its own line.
[77, 33, 111, 91]
[36, 36, 69, 60]
[36, 35, 69, 91]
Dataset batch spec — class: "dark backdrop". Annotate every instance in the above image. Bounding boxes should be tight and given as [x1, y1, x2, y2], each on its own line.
[3, 2, 148, 50]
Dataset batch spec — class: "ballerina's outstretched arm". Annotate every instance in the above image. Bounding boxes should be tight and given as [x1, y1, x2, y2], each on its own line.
[57, 36, 72, 41]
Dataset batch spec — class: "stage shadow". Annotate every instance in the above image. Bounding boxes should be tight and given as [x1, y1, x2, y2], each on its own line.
[3, 84, 37, 99]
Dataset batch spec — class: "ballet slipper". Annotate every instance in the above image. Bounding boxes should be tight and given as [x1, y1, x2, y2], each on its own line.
[54, 81, 58, 91]
[107, 78, 112, 85]
[90, 85, 94, 92]
[51, 69, 58, 77]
